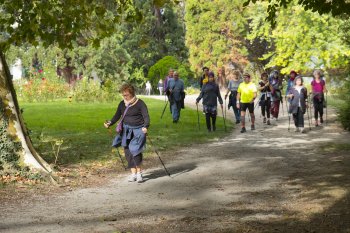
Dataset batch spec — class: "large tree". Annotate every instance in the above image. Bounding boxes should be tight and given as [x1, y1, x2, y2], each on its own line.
[0, 0, 146, 178]
[246, 1, 350, 74]
[184, 0, 249, 74]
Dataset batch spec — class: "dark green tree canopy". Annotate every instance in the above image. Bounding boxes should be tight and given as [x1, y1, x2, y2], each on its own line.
[0, 0, 142, 50]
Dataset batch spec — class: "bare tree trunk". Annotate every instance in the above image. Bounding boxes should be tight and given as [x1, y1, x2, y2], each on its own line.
[0, 50, 56, 182]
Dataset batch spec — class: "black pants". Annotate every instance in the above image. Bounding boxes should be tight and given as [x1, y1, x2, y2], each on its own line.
[313, 101, 324, 120]
[293, 107, 304, 128]
[124, 147, 143, 168]
[205, 113, 216, 131]
[261, 97, 271, 118]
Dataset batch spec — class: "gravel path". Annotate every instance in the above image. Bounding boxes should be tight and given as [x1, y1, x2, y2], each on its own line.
[1, 95, 349, 233]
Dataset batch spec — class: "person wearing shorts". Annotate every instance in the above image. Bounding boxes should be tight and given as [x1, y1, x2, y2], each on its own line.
[236, 73, 257, 133]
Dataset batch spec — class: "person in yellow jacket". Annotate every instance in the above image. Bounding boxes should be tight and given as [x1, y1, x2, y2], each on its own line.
[236, 73, 257, 133]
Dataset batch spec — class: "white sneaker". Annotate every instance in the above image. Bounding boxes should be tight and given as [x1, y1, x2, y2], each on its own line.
[128, 174, 136, 182]
[300, 128, 306, 133]
[136, 172, 143, 183]
[295, 127, 300, 132]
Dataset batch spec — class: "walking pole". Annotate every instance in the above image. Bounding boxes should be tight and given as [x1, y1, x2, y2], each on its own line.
[116, 148, 127, 170]
[160, 100, 168, 119]
[106, 126, 127, 170]
[147, 135, 171, 177]
[308, 95, 313, 125]
[325, 92, 328, 126]
[221, 105, 227, 132]
[306, 105, 312, 131]
[224, 98, 227, 119]
[196, 103, 200, 130]
[286, 98, 291, 131]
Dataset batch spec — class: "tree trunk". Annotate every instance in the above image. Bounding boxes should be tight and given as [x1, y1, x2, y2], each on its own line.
[0, 50, 55, 182]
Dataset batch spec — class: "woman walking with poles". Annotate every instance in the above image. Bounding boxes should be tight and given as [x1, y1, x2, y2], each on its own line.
[269, 70, 283, 121]
[104, 83, 150, 183]
[287, 76, 308, 133]
[225, 71, 242, 124]
[311, 69, 327, 126]
[258, 72, 272, 125]
[196, 72, 223, 132]
[237, 73, 258, 133]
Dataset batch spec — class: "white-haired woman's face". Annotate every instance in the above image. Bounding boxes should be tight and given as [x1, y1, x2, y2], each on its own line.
[295, 78, 302, 86]
[314, 72, 321, 79]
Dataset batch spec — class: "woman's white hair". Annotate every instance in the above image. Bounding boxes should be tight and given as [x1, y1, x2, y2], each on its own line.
[313, 69, 322, 77]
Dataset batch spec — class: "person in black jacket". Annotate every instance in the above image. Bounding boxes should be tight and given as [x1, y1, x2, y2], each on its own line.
[258, 72, 272, 125]
[196, 72, 223, 132]
[104, 83, 150, 183]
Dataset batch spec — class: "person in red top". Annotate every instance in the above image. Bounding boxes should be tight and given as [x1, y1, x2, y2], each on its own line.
[311, 69, 327, 126]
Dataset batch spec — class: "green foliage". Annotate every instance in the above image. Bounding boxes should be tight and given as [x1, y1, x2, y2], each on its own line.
[72, 77, 119, 102]
[14, 68, 69, 102]
[185, 0, 248, 74]
[0, 0, 142, 50]
[0, 100, 21, 172]
[244, 0, 350, 27]
[147, 56, 192, 88]
[119, 2, 188, 72]
[337, 79, 350, 131]
[247, 1, 350, 74]
[83, 36, 132, 82]
[129, 66, 147, 88]
[185, 86, 200, 95]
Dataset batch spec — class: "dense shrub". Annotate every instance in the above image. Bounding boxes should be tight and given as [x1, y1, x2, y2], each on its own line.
[15, 68, 69, 102]
[337, 79, 350, 131]
[72, 77, 120, 102]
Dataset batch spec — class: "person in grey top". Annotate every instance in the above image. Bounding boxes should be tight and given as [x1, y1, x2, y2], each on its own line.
[166, 71, 185, 123]
[225, 71, 242, 124]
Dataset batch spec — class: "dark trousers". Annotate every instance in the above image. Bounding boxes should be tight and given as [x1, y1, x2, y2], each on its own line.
[261, 97, 271, 118]
[124, 147, 143, 168]
[293, 107, 304, 128]
[205, 113, 216, 131]
[313, 101, 324, 120]
[171, 100, 182, 121]
[271, 100, 280, 118]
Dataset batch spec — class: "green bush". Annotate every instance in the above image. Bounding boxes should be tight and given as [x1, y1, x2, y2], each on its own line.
[72, 77, 120, 102]
[337, 79, 350, 131]
[185, 86, 200, 95]
[15, 68, 69, 102]
[147, 56, 193, 89]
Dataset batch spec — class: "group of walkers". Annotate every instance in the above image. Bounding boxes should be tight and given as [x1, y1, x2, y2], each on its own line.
[103, 67, 327, 183]
[196, 67, 327, 134]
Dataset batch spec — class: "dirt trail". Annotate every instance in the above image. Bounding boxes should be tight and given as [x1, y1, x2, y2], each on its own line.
[1, 95, 349, 233]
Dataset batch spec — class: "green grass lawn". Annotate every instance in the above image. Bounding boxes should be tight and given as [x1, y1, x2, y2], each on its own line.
[20, 98, 233, 166]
